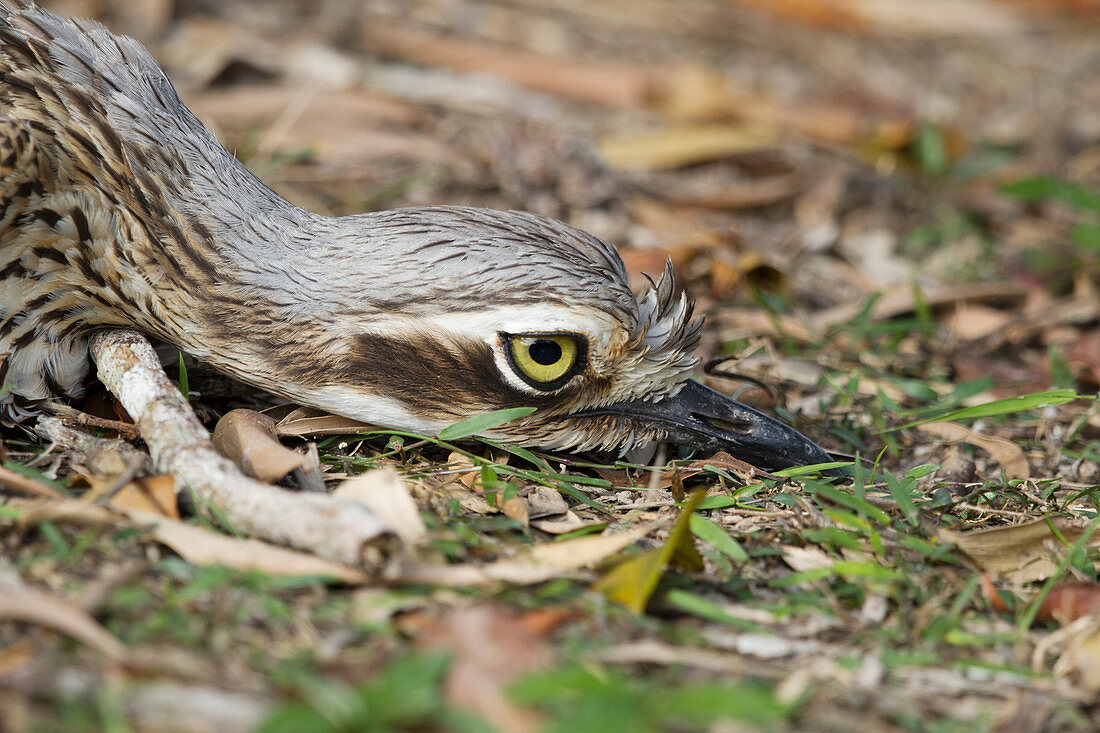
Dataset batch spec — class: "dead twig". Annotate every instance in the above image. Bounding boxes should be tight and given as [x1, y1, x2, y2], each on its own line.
[0, 464, 67, 500]
[43, 402, 140, 441]
[88, 329, 394, 567]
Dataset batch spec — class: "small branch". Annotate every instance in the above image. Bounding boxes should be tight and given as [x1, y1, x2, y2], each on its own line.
[88, 329, 393, 567]
[43, 402, 140, 440]
[0, 464, 67, 500]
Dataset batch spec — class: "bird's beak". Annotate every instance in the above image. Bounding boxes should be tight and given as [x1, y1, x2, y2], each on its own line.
[580, 379, 833, 472]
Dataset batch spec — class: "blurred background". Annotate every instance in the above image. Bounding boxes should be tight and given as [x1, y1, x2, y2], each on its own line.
[38, 0, 1100, 401]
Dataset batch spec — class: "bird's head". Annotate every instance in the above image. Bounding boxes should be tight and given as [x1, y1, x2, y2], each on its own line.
[238, 207, 830, 471]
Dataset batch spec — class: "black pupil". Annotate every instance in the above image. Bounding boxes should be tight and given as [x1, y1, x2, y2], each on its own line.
[528, 339, 562, 366]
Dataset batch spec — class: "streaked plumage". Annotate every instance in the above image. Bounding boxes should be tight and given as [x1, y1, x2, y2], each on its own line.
[0, 1, 829, 469]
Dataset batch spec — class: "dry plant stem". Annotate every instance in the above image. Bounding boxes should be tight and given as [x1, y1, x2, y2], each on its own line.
[36, 414, 134, 456]
[43, 403, 140, 440]
[88, 329, 392, 566]
[0, 464, 66, 500]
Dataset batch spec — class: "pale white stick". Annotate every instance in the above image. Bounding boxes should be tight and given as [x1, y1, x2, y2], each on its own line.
[89, 329, 392, 567]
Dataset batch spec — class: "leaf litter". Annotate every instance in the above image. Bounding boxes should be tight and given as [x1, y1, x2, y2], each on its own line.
[3, 0, 1100, 730]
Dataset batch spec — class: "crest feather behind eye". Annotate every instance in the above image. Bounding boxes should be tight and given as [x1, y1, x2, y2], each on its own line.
[635, 259, 702, 370]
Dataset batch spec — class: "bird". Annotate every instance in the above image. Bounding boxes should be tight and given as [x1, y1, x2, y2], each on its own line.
[0, 0, 830, 472]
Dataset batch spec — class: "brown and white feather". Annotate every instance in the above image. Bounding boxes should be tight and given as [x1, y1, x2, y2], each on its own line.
[0, 0, 702, 452]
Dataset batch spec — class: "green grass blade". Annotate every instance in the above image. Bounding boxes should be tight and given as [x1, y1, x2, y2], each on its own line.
[887, 389, 1079, 431]
[437, 407, 537, 441]
[177, 352, 189, 401]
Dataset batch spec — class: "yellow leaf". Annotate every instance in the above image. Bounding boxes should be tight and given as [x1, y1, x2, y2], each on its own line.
[593, 490, 706, 614]
[108, 475, 179, 520]
[598, 124, 779, 170]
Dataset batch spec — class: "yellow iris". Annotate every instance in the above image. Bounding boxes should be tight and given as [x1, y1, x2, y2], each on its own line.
[508, 334, 578, 386]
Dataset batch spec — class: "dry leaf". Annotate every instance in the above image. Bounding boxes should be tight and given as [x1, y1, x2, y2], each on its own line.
[781, 545, 836, 572]
[917, 421, 1029, 480]
[13, 497, 118, 529]
[667, 173, 806, 210]
[213, 409, 305, 483]
[728, 0, 1024, 36]
[530, 511, 601, 535]
[524, 485, 569, 519]
[334, 467, 426, 547]
[1067, 327, 1100, 388]
[0, 587, 125, 661]
[0, 464, 67, 500]
[124, 509, 368, 583]
[0, 637, 36, 678]
[275, 407, 375, 437]
[193, 84, 455, 168]
[109, 474, 179, 519]
[813, 281, 1021, 332]
[947, 304, 1014, 341]
[593, 490, 706, 614]
[363, 23, 655, 108]
[1037, 582, 1100, 625]
[598, 124, 780, 170]
[684, 451, 761, 482]
[501, 497, 530, 528]
[595, 639, 753, 674]
[1068, 627, 1100, 692]
[412, 605, 553, 732]
[940, 518, 1100, 584]
[393, 521, 660, 587]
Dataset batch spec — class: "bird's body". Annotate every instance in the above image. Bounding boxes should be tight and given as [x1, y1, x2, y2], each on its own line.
[0, 0, 830, 469]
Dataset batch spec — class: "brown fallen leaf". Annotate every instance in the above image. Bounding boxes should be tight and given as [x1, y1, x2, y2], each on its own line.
[123, 509, 368, 584]
[946, 303, 1015, 341]
[940, 518, 1100, 585]
[275, 407, 375, 437]
[334, 467, 426, 547]
[684, 451, 762, 482]
[1036, 582, 1100, 625]
[1064, 626, 1100, 693]
[109, 474, 179, 520]
[213, 409, 305, 483]
[618, 247, 685, 291]
[530, 511, 603, 535]
[191, 84, 421, 130]
[1067, 327, 1100, 388]
[917, 421, 1030, 480]
[501, 497, 530, 528]
[658, 63, 886, 145]
[0, 587, 126, 661]
[0, 464, 67, 500]
[363, 23, 656, 108]
[660, 173, 807, 210]
[392, 520, 660, 587]
[814, 281, 1022, 333]
[981, 574, 1011, 613]
[524, 485, 569, 519]
[0, 637, 36, 678]
[728, 0, 1026, 36]
[781, 545, 836, 573]
[408, 605, 554, 733]
[13, 497, 118, 529]
[598, 124, 781, 171]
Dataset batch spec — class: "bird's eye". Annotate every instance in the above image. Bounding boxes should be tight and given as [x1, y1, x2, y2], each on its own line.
[503, 333, 584, 390]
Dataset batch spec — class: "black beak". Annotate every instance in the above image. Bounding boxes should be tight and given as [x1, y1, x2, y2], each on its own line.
[579, 379, 833, 472]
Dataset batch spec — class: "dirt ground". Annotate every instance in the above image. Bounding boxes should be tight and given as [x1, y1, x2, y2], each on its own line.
[3, 0, 1100, 731]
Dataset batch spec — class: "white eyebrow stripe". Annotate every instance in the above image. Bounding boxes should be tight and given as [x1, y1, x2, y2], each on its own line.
[357, 307, 618, 339]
